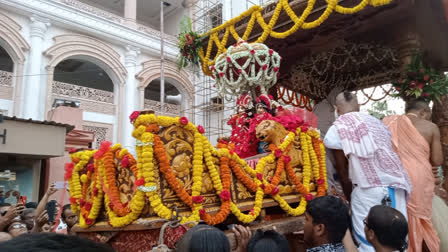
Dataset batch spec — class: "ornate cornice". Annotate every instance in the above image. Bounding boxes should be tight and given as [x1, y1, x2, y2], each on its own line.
[0, 0, 178, 61]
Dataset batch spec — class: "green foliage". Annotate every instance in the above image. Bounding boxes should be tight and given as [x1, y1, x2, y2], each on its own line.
[392, 54, 448, 102]
[367, 100, 394, 120]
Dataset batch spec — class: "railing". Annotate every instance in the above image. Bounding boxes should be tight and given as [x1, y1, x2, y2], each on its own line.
[0, 70, 12, 87]
[52, 81, 114, 104]
[61, 0, 177, 42]
[144, 99, 181, 116]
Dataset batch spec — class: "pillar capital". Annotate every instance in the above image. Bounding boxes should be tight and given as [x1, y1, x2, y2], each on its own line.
[124, 45, 141, 66]
[30, 15, 50, 39]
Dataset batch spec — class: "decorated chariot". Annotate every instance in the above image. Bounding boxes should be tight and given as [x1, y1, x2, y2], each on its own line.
[65, 0, 448, 251]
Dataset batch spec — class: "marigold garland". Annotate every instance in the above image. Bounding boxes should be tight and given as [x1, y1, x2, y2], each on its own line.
[68, 114, 328, 227]
[196, 0, 392, 75]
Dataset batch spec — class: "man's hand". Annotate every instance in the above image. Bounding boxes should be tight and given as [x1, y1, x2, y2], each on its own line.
[46, 183, 57, 197]
[4, 203, 24, 221]
[231, 225, 252, 252]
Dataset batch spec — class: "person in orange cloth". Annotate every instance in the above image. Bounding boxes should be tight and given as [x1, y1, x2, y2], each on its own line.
[383, 99, 443, 252]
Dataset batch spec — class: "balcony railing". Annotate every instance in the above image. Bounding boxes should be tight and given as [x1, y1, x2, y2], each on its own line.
[61, 0, 177, 42]
[0, 70, 12, 87]
[52, 81, 114, 104]
[144, 99, 181, 117]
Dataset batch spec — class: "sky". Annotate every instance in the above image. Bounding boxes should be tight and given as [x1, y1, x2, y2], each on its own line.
[357, 84, 405, 115]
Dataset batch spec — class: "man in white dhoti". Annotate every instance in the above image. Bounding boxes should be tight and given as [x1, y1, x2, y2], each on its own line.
[324, 92, 411, 252]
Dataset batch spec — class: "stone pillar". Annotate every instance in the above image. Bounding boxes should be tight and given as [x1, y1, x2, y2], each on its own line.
[394, 31, 420, 73]
[121, 45, 140, 155]
[124, 0, 137, 27]
[23, 15, 50, 120]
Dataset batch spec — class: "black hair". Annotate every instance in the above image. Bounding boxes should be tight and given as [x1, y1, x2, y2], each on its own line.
[367, 205, 408, 252]
[342, 91, 355, 102]
[306, 196, 350, 243]
[20, 208, 35, 218]
[247, 230, 289, 252]
[25, 202, 38, 209]
[0, 233, 115, 252]
[0, 203, 11, 207]
[61, 204, 71, 220]
[45, 200, 58, 223]
[176, 224, 230, 252]
[405, 98, 430, 113]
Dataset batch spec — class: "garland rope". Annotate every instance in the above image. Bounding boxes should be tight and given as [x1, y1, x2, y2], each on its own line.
[198, 0, 392, 76]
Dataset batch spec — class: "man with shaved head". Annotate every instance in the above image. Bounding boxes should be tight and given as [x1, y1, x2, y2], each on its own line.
[324, 91, 411, 252]
[383, 98, 443, 252]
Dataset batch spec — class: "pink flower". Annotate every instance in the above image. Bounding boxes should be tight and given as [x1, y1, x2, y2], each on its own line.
[301, 125, 309, 132]
[421, 92, 430, 97]
[424, 75, 429, 81]
[262, 65, 268, 71]
[108, 202, 114, 210]
[260, 184, 265, 189]
[219, 190, 231, 200]
[135, 177, 145, 186]
[417, 83, 426, 89]
[430, 79, 434, 84]
[199, 208, 206, 216]
[256, 173, 263, 180]
[129, 111, 140, 123]
[87, 163, 94, 172]
[192, 196, 204, 204]
[79, 199, 85, 207]
[278, 105, 283, 111]
[316, 179, 325, 185]
[269, 49, 273, 55]
[219, 72, 225, 78]
[305, 194, 314, 201]
[274, 149, 282, 158]
[273, 67, 279, 72]
[85, 218, 93, 225]
[409, 81, 417, 88]
[69, 148, 78, 154]
[179, 116, 189, 125]
[84, 202, 92, 211]
[271, 187, 279, 196]
[284, 155, 291, 164]
[92, 187, 98, 196]
[197, 125, 205, 134]
[250, 50, 255, 55]
[277, 72, 280, 78]
[226, 57, 231, 63]
[64, 163, 74, 180]
[249, 209, 255, 215]
[237, 69, 242, 74]
[121, 156, 130, 168]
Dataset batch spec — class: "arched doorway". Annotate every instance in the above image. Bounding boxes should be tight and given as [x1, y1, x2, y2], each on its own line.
[51, 58, 116, 149]
[144, 78, 182, 117]
[44, 34, 127, 145]
[0, 46, 14, 113]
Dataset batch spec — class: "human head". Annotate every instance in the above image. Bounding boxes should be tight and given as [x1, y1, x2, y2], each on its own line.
[364, 205, 408, 252]
[335, 91, 360, 116]
[20, 208, 36, 230]
[304, 196, 350, 247]
[7, 221, 27, 237]
[0, 232, 12, 243]
[175, 224, 230, 252]
[405, 98, 431, 120]
[25, 202, 38, 209]
[0, 233, 115, 251]
[61, 204, 78, 228]
[246, 230, 289, 252]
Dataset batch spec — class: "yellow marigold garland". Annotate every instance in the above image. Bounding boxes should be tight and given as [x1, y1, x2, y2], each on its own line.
[198, 0, 392, 75]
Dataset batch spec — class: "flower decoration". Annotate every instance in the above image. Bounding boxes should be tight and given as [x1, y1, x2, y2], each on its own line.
[284, 155, 291, 164]
[179, 117, 189, 125]
[135, 178, 145, 187]
[177, 17, 202, 70]
[129, 111, 140, 123]
[192, 196, 204, 204]
[392, 54, 448, 102]
[197, 125, 205, 134]
[274, 149, 283, 158]
[212, 40, 281, 99]
[69, 148, 78, 154]
[121, 156, 130, 168]
[305, 194, 314, 201]
[219, 190, 231, 200]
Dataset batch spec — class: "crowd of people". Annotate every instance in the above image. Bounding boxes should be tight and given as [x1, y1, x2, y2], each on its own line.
[0, 183, 78, 243]
[0, 91, 446, 252]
